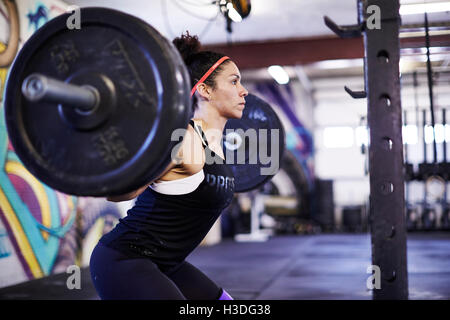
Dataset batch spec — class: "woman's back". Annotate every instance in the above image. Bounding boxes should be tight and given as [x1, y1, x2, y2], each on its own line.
[99, 122, 235, 273]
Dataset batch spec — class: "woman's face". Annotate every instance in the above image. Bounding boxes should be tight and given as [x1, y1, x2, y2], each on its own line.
[209, 61, 248, 119]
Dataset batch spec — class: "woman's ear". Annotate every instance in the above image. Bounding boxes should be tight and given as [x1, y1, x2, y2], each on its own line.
[197, 83, 211, 101]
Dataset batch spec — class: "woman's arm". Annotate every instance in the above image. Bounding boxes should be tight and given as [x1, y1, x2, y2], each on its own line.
[106, 183, 150, 202]
[105, 123, 203, 202]
[106, 161, 178, 202]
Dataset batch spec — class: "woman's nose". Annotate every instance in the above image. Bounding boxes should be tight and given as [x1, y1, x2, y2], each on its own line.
[240, 85, 248, 97]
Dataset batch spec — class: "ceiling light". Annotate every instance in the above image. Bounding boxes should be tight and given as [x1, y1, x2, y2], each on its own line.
[268, 65, 290, 84]
[226, 2, 242, 22]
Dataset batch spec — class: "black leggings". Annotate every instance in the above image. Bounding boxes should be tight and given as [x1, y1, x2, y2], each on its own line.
[89, 242, 223, 300]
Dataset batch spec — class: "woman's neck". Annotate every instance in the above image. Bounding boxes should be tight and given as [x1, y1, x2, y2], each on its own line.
[192, 102, 227, 134]
[192, 102, 228, 153]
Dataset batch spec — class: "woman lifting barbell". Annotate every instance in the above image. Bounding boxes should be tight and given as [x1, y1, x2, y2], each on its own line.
[89, 31, 248, 300]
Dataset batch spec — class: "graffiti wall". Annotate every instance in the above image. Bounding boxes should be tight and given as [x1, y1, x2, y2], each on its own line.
[0, 0, 123, 289]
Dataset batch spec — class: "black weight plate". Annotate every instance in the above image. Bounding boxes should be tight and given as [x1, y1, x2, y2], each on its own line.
[4, 7, 191, 196]
[223, 93, 285, 192]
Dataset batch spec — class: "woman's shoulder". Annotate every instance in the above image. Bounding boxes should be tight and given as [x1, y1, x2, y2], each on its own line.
[183, 122, 206, 171]
[156, 121, 205, 182]
[191, 118, 207, 130]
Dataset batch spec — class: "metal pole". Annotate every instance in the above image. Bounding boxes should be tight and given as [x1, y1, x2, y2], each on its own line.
[443, 109, 447, 163]
[424, 13, 438, 164]
[362, 0, 408, 299]
[423, 110, 428, 163]
[404, 110, 408, 164]
[413, 72, 420, 134]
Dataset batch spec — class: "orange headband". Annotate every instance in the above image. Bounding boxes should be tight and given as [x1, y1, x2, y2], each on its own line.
[190, 56, 230, 97]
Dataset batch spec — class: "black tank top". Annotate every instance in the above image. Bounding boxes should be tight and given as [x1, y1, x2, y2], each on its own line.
[99, 120, 235, 272]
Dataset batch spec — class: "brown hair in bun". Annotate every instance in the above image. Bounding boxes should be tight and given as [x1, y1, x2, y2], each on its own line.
[173, 31, 230, 110]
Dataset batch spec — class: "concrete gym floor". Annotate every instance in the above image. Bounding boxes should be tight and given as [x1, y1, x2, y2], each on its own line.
[0, 232, 449, 300]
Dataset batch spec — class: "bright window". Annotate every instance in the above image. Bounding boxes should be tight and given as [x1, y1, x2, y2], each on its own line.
[355, 126, 369, 147]
[323, 127, 354, 148]
[403, 125, 418, 145]
[424, 124, 450, 144]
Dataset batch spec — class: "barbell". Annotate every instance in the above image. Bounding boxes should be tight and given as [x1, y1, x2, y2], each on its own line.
[4, 7, 285, 196]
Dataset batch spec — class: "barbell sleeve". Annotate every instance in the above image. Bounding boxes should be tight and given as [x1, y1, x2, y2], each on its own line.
[22, 73, 99, 112]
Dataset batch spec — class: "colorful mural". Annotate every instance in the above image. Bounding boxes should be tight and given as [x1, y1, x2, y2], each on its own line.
[0, 0, 123, 289]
